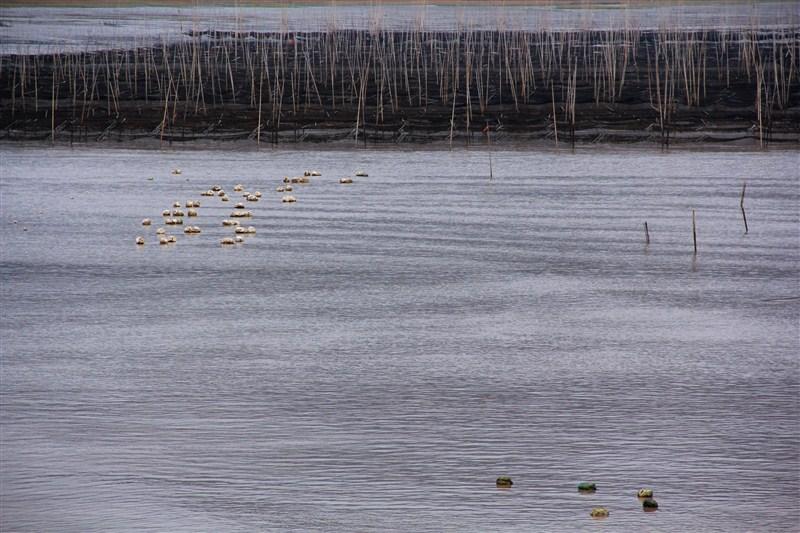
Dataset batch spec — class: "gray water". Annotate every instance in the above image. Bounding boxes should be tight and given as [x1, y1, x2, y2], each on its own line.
[2, 1, 799, 54]
[0, 145, 798, 532]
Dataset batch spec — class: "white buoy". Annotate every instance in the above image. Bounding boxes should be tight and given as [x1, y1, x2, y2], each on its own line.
[355, 170, 368, 177]
[142, 218, 152, 226]
[135, 236, 145, 245]
[233, 184, 244, 192]
[221, 237, 236, 245]
[281, 195, 297, 203]
[156, 228, 166, 235]
[230, 210, 252, 218]
[171, 168, 182, 175]
[339, 177, 353, 184]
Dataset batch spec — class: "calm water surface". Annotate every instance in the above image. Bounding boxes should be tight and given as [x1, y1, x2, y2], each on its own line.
[1, 145, 798, 532]
[2, 2, 798, 54]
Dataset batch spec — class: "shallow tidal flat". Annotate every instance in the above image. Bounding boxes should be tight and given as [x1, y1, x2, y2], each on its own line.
[0, 145, 798, 531]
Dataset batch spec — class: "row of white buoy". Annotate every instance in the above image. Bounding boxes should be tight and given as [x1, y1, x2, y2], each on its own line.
[137, 168, 368, 245]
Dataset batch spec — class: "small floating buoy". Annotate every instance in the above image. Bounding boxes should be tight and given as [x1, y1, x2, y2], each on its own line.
[156, 228, 166, 235]
[135, 236, 145, 245]
[221, 237, 236, 245]
[496, 477, 513, 488]
[590, 508, 609, 518]
[221, 196, 229, 202]
[142, 218, 152, 226]
[642, 498, 658, 511]
[282, 177, 290, 183]
[254, 191, 262, 198]
[185, 200, 200, 208]
[187, 208, 198, 217]
[284, 185, 293, 192]
[246, 194, 258, 202]
[578, 482, 597, 493]
[310, 170, 321, 176]
[183, 226, 201, 234]
[147, 176, 154, 181]
[355, 170, 368, 177]
[217, 190, 226, 197]
[276, 186, 286, 192]
[167, 235, 176, 243]
[339, 177, 353, 184]
[161, 209, 171, 217]
[201, 190, 214, 197]
[233, 184, 244, 192]
[172, 209, 184, 217]
[171, 168, 182, 175]
[230, 210, 252, 218]
[235, 226, 256, 234]
[281, 195, 297, 203]
[222, 219, 240, 226]
[164, 218, 183, 225]
[235, 236, 244, 243]
[159, 236, 170, 245]
[173, 201, 181, 208]
[637, 489, 653, 499]
[212, 185, 222, 192]
[235, 202, 245, 209]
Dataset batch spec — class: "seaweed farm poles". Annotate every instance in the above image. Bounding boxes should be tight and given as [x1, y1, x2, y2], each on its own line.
[1, 27, 798, 145]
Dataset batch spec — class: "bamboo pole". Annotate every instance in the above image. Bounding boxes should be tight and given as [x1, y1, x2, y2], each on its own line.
[692, 209, 697, 254]
[740, 181, 749, 234]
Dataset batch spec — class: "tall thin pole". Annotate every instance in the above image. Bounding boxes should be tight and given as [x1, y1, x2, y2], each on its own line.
[740, 181, 749, 234]
[486, 123, 493, 180]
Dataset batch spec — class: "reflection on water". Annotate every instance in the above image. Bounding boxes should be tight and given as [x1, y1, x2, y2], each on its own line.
[1, 145, 798, 532]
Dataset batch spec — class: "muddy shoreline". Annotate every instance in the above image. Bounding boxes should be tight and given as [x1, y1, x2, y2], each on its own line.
[2, 28, 798, 147]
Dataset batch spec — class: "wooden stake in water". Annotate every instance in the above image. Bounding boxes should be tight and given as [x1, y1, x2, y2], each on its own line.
[692, 209, 697, 254]
[740, 181, 749, 234]
[644, 221, 650, 244]
[484, 122, 493, 180]
[551, 82, 558, 147]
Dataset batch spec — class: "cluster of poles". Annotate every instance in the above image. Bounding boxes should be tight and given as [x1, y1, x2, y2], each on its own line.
[1, 25, 798, 146]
